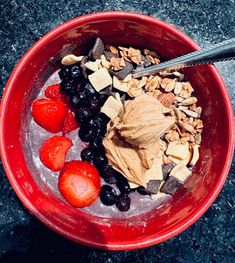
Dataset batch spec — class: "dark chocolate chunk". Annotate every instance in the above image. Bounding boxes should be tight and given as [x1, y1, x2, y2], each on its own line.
[146, 180, 161, 194]
[99, 85, 114, 97]
[160, 176, 183, 195]
[110, 61, 134, 80]
[162, 163, 175, 180]
[103, 51, 119, 61]
[90, 37, 105, 60]
[141, 54, 152, 67]
[80, 56, 88, 79]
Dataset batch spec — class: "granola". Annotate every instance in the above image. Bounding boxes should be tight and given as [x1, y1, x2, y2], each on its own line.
[59, 38, 204, 207]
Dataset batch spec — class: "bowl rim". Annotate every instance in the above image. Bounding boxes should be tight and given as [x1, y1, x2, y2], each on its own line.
[0, 11, 234, 250]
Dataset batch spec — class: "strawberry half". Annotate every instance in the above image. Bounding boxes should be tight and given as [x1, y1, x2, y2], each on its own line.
[39, 135, 73, 171]
[45, 83, 69, 103]
[62, 110, 79, 135]
[32, 98, 67, 133]
[58, 160, 101, 207]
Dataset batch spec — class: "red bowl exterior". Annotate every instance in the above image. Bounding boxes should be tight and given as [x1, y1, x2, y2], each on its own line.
[0, 12, 234, 250]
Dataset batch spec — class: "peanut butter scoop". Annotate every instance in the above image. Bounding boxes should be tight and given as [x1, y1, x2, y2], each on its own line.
[103, 94, 175, 187]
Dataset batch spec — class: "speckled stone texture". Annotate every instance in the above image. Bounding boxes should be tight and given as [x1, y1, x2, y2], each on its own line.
[0, 0, 234, 262]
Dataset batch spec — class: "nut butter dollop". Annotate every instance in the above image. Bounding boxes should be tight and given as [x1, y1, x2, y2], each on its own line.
[103, 94, 175, 187]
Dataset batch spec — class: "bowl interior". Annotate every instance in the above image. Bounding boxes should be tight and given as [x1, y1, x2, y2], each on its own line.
[1, 13, 233, 249]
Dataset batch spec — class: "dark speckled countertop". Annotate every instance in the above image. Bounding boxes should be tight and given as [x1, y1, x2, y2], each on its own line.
[0, 0, 235, 262]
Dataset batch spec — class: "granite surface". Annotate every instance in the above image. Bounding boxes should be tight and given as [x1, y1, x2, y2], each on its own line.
[0, 0, 235, 262]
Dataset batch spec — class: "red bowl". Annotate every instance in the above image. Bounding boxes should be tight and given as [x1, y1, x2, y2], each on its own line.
[0, 12, 234, 250]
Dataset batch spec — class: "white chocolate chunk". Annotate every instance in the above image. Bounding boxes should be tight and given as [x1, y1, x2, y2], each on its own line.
[88, 68, 112, 92]
[145, 157, 163, 181]
[61, 54, 84, 65]
[129, 181, 140, 189]
[166, 141, 189, 160]
[113, 76, 129, 92]
[169, 162, 191, 183]
[189, 144, 200, 166]
[101, 95, 123, 119]
[168, 148, 192, 165]
[85, 60, 101, 72]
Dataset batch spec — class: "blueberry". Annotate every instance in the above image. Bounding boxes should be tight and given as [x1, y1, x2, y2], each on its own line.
[116, 173, 131, 194]
[99, 164, 118, 184]
[58, 65, 71, 80]
[98, 93, 108, 106]
[89, 96, 101, 113]
[136, 186, 149, 195]
[116, 194, 131, 212]
[60, 80, 77, 96]
[91, 134, 104, 148]
[100, 163, 115, 177]
[80, 147, 96, 163]
[100, 185, 118, 206]
[75, 107, 93, 123]
[78, 125, 94, 142]
[70, 64, 82, 81]
[81, 81, 97, 97]
[71, 91, 87, 108]
[93, 153, 107, 169]
[70, 95, 80, 107]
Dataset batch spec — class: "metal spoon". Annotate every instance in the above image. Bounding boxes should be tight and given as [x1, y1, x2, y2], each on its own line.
[132, 38, 235, 78]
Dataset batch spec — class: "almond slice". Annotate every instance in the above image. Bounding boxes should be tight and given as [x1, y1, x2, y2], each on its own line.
[151, 191, 169, 201]
[169, 162, 191, 183]
[182, 109, 198, 118]
[189, 144, 200, 166]
[180, 97, 197, 106]
[173, 71, 184, 80]
[128, 181, 140, 189]
[101, 95, 123, 119]
[174, 82, 183, 95]
[84, 59, 101, 72]
[88, 68, 112, 92]
[113, 76, 129, 92]
[61, 54, 84, 65]
[101, 54, 111, 69]
[166, 141, 189, 160]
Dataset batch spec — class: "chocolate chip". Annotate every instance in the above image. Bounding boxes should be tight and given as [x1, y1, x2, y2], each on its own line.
[110, 61, 134, 80]
[90, 38, 105, 60]
[80, 56, 88, 79]
[141, 55, 151, 67]
[160, 176, 183, 195]
[162, 163, 175, 180]
[104, 51, 119, 61]
[146, 180, 161, 194]
[99, 85, 114, 97]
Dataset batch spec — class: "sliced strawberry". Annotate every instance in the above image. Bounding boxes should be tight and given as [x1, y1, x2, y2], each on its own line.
[45, 83, 69, 103]
[39, 135, 73, 171]
[32, 98, 67, 133]
[62, 110, 79, 134]
[58, 160, 101, 207]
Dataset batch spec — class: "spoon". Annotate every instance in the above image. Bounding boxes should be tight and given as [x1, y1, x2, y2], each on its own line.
[132, 38, 235, 78]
